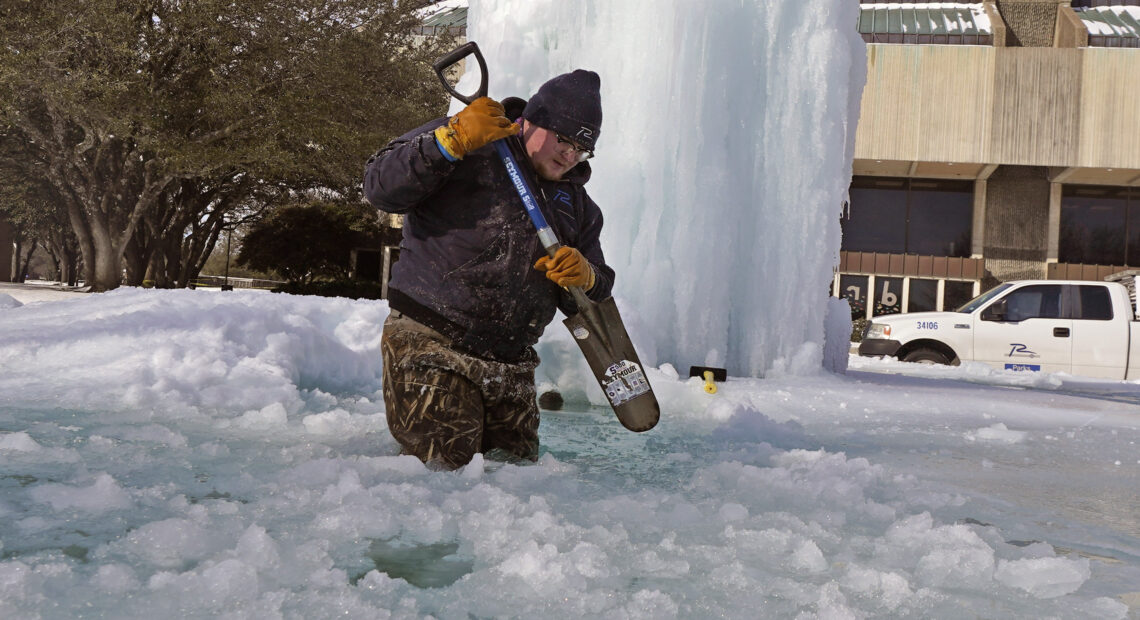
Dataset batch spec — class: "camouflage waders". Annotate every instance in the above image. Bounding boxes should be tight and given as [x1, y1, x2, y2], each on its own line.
[381, 312, 541, 470]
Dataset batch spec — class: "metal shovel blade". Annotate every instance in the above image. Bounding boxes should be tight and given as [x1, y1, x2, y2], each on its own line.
[563, 297, 660, 432]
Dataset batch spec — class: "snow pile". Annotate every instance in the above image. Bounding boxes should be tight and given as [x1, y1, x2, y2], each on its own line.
[462, 0, 866, 377]
[0, 288, 387, 417]
[850, 354, 1067, 390]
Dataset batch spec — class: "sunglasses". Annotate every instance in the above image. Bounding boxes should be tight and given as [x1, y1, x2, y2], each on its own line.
[554, 133, 594, 162]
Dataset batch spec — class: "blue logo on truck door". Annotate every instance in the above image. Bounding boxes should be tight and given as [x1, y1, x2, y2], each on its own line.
[1007, 343, 1039, 358]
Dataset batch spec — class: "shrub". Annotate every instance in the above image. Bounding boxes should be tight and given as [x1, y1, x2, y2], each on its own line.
[237, 202, 381, 284]
[273, 279, 386, 300]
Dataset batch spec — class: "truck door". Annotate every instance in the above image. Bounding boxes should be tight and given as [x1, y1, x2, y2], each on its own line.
[1070, 284, 1129, 379]
[973, 284, 1071, 373]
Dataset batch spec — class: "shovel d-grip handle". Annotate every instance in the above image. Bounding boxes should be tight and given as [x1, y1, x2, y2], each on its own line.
[432, 41, 489, 106]
[433, 42, 555, 249]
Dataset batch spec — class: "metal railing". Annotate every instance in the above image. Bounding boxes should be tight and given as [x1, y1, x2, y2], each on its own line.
[190, 275, 284, 290]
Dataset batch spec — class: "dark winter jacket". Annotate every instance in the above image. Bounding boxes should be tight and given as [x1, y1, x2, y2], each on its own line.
[363, 114, 614, 363]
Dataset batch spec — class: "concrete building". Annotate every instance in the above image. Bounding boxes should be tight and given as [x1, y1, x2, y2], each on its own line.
[838, 0, 1140, 320]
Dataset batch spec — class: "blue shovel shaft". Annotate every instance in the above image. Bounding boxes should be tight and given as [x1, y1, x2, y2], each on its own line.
[493, 141, 561, 254]
[491, 140, 596, 314]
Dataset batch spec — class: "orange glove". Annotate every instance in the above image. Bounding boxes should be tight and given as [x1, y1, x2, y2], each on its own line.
[434, 97, 520, 160]
[534, 246, 596, 290]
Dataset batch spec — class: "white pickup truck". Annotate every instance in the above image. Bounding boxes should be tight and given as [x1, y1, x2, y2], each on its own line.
[857, 272, 1140, 380]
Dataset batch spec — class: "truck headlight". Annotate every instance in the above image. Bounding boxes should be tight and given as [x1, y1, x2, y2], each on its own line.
[864, 322, 891, 339]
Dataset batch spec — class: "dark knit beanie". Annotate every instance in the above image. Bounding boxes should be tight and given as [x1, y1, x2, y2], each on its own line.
[522, 69, 602, 150]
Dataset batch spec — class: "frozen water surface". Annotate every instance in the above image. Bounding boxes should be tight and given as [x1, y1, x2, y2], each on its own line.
[1, 289, 1138, 619]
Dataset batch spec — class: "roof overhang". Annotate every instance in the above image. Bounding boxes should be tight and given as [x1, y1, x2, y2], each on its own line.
[854, 159, 1140, 186]
[1049, 166, 1140, 186]
[853, 159, 998, 180]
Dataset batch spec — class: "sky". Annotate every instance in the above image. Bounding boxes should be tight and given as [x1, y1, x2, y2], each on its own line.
[0, 284, 1137, 619]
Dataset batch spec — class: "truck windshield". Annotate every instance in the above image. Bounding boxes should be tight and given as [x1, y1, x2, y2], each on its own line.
[954, 283, 1013, 313]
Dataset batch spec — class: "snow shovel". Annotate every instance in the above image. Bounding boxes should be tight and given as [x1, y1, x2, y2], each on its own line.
[433, 42, 659, 432]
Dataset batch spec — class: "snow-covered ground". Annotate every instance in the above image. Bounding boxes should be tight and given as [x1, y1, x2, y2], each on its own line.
[1, 287, 1137, 618]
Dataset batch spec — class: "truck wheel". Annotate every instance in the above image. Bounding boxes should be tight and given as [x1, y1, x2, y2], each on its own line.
[901, 348, 951, 365]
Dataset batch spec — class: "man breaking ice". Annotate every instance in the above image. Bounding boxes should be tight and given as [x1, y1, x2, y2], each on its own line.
[363, 70, 615, 470]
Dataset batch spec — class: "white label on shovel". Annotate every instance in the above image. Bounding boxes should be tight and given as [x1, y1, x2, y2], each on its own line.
[572, 326, 590, 340]
[603, 360, 650, 406]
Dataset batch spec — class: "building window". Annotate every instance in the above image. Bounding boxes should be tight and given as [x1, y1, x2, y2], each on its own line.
[944, 280, 976, 312]
[1059, 185, 1137, 266]
[907, 279, 939, 312]
[858, 3, 994, 46]
[843, 177, 973, 258]
[874, 277, 904, 316]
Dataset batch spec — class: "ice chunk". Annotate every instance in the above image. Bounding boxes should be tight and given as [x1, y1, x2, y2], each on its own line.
[791, 539, 828, 574]
[92, 564, 140, 594]
[916, 545, 995, 589]
[824, 297, 853, 374]
[0, 432, 41, 452]
[235, 525, 282, 570]
[994, 557, 1091, 599]
[28, 473, 132, 514]
[622, 589, 679, 619]
[236, 402, 289, 430]
[0, 561, 32, 601]
[842, 565, 913, 611]
[147, 558, 260, 608]
[969, 423, 1028, 444]
[120, 518, 221, 569]
[301, 409, 352, 435]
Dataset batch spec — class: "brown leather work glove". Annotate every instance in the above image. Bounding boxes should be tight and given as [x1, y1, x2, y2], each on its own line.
[433, 97, 520, 160]
[534, 246, 596, 290]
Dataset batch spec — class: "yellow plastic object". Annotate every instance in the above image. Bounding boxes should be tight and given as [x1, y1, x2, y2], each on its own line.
[702, 371, 717, 394]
